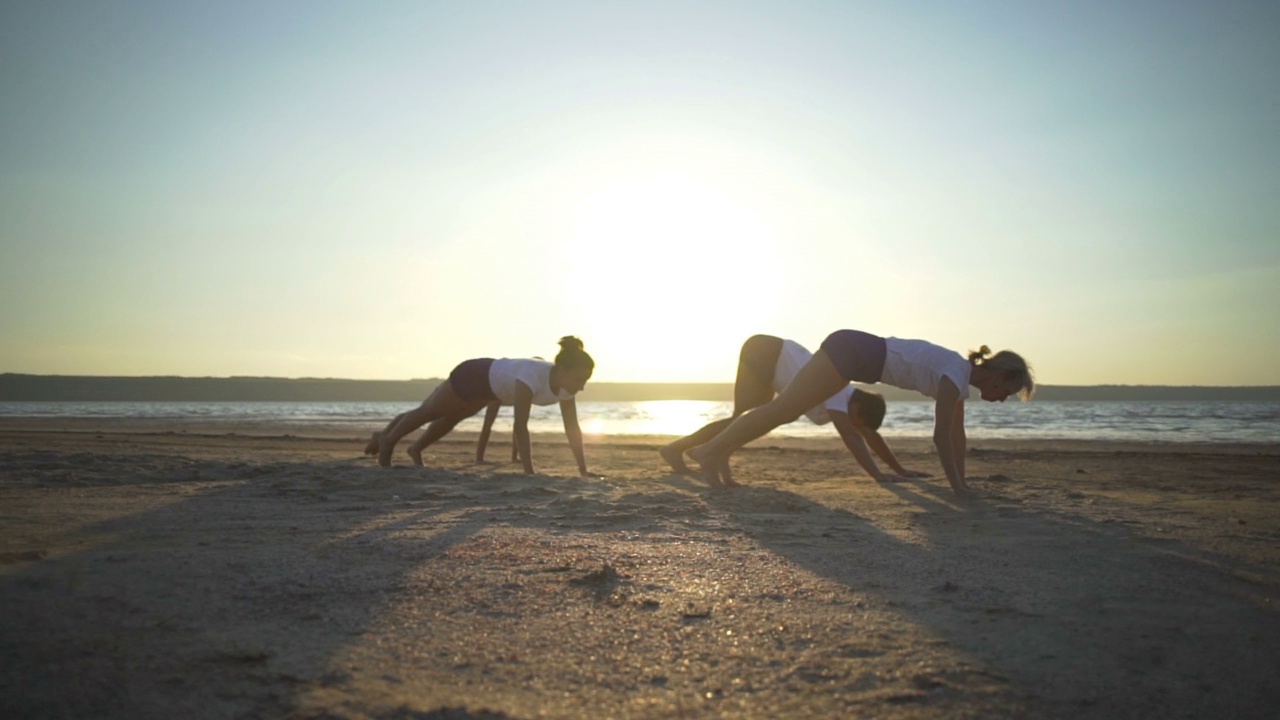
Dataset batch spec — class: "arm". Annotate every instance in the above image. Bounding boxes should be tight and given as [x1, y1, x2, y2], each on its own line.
[513, 382, 535, 475]
[830, 411, 895, 482]
[475, 401, 502, 463]
[932, 377, 971, 496]
[559, 398, 592, 477]
[861, 427, 929, 477]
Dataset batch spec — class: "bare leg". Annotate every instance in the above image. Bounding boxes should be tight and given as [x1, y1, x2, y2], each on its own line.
[660, 335, 778, 474]
[688, 349, 847, 487]
[406, 418, 449, 465]
[377, 406, 435, 467]
[409, 400, 486, 465]
[719, 457, 738, 487]
[377, 382, 472, 467]
[661, 418, 732, 473]
[365, 412, 407, 455]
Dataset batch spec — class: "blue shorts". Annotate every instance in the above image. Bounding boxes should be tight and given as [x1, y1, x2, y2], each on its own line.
[819, 330, 887, 383]
[447, 358, 497, 402]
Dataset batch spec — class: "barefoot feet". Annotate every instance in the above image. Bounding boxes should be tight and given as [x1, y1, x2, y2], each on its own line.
[376, 438, 394, 467]
[718, 459, 740, 487]
[659, 444, 692, 474]
[687, 447, 728, 489]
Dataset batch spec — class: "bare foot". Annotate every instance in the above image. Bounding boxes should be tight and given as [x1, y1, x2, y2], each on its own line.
[407, 446, 424, 466]
[686, 448, 725, 489]
[718, 459, 741, 488]
[376, 438, 394, 467]
[363, 432, 381, 456]
[659, 444, 691, 474]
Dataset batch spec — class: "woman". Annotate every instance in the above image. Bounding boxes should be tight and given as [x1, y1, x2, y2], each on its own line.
[367, 336, 595, 475]
[660, 334, 927, 485]
[687, 330, 1034, 496]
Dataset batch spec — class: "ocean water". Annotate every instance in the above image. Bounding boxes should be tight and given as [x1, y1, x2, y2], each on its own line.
[2, 400, 1279, 444]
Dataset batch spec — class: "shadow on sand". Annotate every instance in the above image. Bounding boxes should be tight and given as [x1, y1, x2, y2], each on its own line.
[2, 445, 1278, 719]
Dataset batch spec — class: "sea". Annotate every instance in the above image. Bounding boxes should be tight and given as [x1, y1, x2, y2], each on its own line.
[2, 400, 1279, 444]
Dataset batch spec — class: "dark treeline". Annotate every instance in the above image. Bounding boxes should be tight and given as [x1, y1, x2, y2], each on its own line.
[2, 374, 1279, 402]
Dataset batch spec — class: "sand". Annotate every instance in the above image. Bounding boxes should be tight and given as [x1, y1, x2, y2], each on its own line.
[1, 418, 1278, 719]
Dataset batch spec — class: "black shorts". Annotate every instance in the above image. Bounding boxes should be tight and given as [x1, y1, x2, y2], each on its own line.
[819, 330, 887, 383]
[447, 358, 497, 402]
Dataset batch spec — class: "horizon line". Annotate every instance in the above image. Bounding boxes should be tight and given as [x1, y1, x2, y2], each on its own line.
[2, 372, 1277, 389]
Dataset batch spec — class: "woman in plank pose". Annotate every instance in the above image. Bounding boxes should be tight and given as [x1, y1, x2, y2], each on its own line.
[366, 336, 595, 475]
[687, 330, 1034, 496]
[660, 334, 928, 485]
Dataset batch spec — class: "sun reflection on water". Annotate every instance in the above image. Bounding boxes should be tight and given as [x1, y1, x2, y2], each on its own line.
[580, 400, 721, 438]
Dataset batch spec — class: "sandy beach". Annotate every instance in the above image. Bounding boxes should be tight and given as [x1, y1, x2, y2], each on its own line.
[2, 418, 1278, 719]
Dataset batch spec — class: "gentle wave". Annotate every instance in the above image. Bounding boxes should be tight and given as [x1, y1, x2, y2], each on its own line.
[2, 400, 1279, 444]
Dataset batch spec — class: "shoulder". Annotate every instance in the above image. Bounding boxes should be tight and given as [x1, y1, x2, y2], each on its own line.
[511, 358, 552, 381]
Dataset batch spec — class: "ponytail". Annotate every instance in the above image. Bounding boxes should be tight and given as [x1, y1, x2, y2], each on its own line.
[971, 344, 1035, 401]
[968, 345, 992, 365]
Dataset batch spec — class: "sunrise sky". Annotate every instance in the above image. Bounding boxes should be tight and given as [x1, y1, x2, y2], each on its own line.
[2, 1, 1277, 385]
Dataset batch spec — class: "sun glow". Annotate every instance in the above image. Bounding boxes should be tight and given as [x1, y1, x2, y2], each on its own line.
[578, 401, 724, 438]
[630, 400, 723, 436]
[562, 172, 787, 382]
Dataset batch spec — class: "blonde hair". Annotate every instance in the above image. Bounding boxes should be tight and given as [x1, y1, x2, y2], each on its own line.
[969, 345, 1036, 401]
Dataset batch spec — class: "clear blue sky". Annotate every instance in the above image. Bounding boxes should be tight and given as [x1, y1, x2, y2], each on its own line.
[2, 1, 1277, 384]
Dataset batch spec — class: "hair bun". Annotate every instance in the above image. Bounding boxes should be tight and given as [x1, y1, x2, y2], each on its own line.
[968, 344, 993, 364]
[558, 335, 584, 351]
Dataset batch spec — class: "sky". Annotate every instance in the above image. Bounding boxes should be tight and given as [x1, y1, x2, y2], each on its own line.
[1, 0, 1278, 386]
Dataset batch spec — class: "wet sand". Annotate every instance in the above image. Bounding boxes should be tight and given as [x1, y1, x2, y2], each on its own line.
[2, 418, 1278, 719]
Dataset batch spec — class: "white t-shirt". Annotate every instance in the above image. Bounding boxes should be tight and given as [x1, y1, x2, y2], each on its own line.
[775, 339, 856, 425]
[488, 358, 575, 406]
[879, 338, 973, 400]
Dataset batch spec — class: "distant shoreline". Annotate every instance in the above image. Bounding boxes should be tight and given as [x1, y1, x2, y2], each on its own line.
[2, 373, 1278, 402]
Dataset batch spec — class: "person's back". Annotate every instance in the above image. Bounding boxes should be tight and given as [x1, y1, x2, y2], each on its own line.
[880, 338, 972, 399]
[488, 358, 573, 406]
